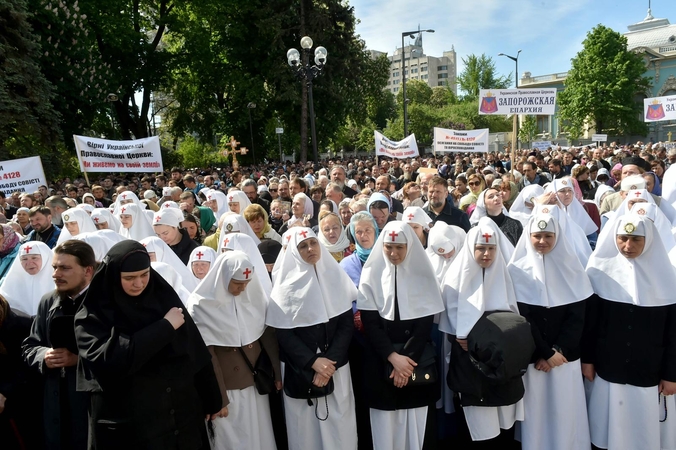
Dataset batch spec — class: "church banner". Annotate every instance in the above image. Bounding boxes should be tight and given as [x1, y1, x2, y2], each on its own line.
[0, 156, 47, 196]
[644, 95, 676, 122]
[73, 135, 163, 173]
[434, 128, 489, 153]
[374, 131, 419, 158]
[478, 88, 557, 115]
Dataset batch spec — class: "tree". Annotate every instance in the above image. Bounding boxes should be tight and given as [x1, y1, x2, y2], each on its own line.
[558, 24, 650, 137]
[456, 53, 512, 100]
[395, 79, 433, 106]
[518, 115, 538, 148]
[0, 0, 60, 158]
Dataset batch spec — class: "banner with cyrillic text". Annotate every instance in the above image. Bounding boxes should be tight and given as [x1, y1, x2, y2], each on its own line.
[644, 95, 676, 122]
[478, 88, 557, 115]
[0, 156, 47, 196]
[434, 128, 489, 153]
[374, 131, 419, 159]
[531, 141, 552, 151]
[73, 135, 163, 172]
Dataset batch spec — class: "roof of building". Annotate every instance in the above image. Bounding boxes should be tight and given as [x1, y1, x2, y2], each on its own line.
[624, 9, 676, 51]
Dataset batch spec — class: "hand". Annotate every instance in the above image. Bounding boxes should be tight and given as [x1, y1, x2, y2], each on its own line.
[44, 348, 78, 369]
[0, 393, 5, 414]
[312, 372, 331, 388]
[179, 202, 191, 211]
[534, 358, 551, 372]
[312, 357, 337, 378]
[392, 373, 409, 389]
[659, 380, 676, 396]
[456, 338, 468, 352]
[206, 406, 229, 421]
[581, 363, 595, 382]
[547, 351, 568, 368]
[164, 307, 185, 330]
[275, 381, 283, 391]
[387, 352, 416, 380]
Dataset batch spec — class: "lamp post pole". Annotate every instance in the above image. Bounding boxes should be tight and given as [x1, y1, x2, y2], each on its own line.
[287, 37, 328, 164]
[498, 50, 521, 174]
[401, 29, 434, 137]
[247, 102, 256, 165]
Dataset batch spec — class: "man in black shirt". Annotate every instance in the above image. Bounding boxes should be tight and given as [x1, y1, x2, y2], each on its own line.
[423, 176, 470, 232]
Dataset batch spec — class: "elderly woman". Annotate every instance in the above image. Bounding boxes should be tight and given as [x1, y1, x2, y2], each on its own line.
[317, 211, 352, 262]
[278, 193, 316, 234]
[244, 204, 282, 243]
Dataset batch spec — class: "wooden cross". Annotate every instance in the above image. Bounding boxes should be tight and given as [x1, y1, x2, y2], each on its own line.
[221, 136, 248, 170]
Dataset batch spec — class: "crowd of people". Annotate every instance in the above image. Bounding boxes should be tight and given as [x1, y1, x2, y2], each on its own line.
[1, 139, 676, 450]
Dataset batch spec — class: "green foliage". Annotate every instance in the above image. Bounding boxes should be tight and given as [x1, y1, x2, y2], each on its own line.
[519, 115, 538, 148]
[177, 135, 221, 169]
[430, 86, 458, 109]
[456, 53, 512, 100]
[558, 24, 651, 137]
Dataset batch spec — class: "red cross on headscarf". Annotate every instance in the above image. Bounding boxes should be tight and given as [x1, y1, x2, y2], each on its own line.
[228, 195, 234, 202]
[93, 217, 99, 223]
[195, 251, 204, 259]
[286, 234, 292, 242]
[243, 268, 252, 279]
[634, 191, 642, 198]
[24, 245, 32, 253]
[223, 238, 230, 247]
[155, 215, 162, 222]
[389, 231, 398, 240]
[120, 207, 126, 214]
[299, 230, 308, 239]
[407, 213, 414, 220]
[482, 233, 492, 243]
[120, 193, 127, 199]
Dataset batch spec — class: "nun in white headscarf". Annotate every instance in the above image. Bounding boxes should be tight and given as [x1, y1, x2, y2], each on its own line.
[217, 214, 261, 248]
[187, 246, 217, 282]
[225, 190, 252, 215]
[509, 184, 545, 226]
[151, 261, 192, 305]
[438, 217, 525, 442]
[507, 213, 592, 450]
[139, 236, 198, 292]
[401, 206, 432, 248]
[72, 231, 122, 262]
[357, 221, 444, 450]
[533, 204, 592, 266]
[91, 208, 122, 232]
[204, 189, 229, 220]
[266, 228, 358, 450]
[425, 222, 466, 285]
[57, 208, 98, 244]
[188, 251, 280, 450]
[118, 203, 155, 242]
[583, 214, 676, 450]
[112, 190, 145, 215]
[221, 233, 272, 296]
[544, 177, 598, 239]
[0, 242, 54, 315]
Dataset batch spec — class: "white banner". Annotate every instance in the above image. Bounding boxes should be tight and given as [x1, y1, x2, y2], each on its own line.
[478, 88, 557, 115]
[374, 131, 419, 159]
[531, 141, 552, 151]
[0, 156, 47, 196]
[644, 95, 676, 122]
[434, 128, 489, 153]
[73, 135, 163, 173]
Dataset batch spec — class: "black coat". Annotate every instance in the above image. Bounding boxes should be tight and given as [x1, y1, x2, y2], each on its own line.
[22, 291, 89, 450]
[360, 304, 438, 411]
[518, 299, 586, 363]
[581, 294, 676, 387]
[170, 228, 199, 264]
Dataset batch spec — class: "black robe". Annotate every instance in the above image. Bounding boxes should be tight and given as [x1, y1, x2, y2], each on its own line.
[170, 228, 199, 264]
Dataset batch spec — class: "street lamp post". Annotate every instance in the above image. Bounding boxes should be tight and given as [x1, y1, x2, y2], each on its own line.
[287, 36, 328, 164]
[401, 29, 434, 137]
[498, 50, 521, 173]
[247, 102, 257, 165]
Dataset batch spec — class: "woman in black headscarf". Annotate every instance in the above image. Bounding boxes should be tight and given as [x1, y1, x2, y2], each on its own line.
[75, 241, 225, 450]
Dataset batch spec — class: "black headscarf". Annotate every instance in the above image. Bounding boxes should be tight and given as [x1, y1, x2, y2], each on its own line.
[75, 240, 211, 392]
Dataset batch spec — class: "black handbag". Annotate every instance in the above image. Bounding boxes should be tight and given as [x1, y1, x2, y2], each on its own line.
[386, 342, 438, 385]
[240, 342, 276, 395]
[283, 323, 334, 401]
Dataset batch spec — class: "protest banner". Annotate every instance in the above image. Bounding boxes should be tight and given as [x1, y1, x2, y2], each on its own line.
[73, 135, 163, 173]
[374, 131, 419, 159]
[434, 128, 489, 153]
[0, 156, 47, 196]
[644, 95, 676, 122]
[478, 88, 557, 115]
[532, 141, 552, 151]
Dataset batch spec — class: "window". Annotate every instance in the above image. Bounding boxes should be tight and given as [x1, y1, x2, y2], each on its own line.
[392, 71, 399, 78]
[393, 87, 399, 92]
[438, 73, 448, 79]
[438, 82, 444, 86]
[421, 66, 428, 72]
[404, 69, 408, 75]
[422, 74, 428, 80]
[438, 65, 448, 71]
[411, 68, 418, 74]
[393, 79, 399, 85]
[387, 80, 391, 85]
[537, 116, 550, 133]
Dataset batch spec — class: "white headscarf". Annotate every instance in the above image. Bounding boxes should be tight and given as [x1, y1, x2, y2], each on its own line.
[469, 189, 509, 225]
[150, 261, 191, 305]
[545, 177, 597, 235]
[533, 204, 592, 266]
[402, 206, 433, 230]
[266, 228, 356, 329]
[0, 242, 54, 315]
[188, 251, 268, 347]
[587, 214, 676, 307]
[72, 231, 121, 261]
[317, 213, 351, 253]
[206, 189, 229, 219]
[217, 213, 261, 247]
[139, 236, 198, 292]
[508, 213, 593, 307]
[91, 208, 122, 232]
[119, 203, 155, 241]
[425, 222, 466, 284]
[287, 193, 314, 227]
[439, 217, 519, 338]
[221, 233, 272, 296]
[57, 208, 98, 243]
[358, 221, 444, 321]
[112, 190, 145, 215]
[594, 185, 615, 208]
[77, 203, 94, 215]
[509, 184, 545, 226]
[160, 201, 180, 210]
[225, 190, 252, 212]
[188, 246, 217, 282]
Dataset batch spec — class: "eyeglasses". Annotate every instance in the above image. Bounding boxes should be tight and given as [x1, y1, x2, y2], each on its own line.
[270, 189, 278, 192]
[469, 181, 481, 187]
